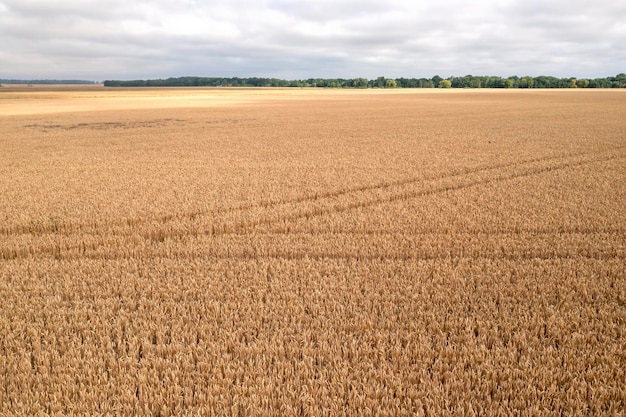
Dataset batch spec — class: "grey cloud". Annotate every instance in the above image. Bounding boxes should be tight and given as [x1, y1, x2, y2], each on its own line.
[0, 0, 623, 80]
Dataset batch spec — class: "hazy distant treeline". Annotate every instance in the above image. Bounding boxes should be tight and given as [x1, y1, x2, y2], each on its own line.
[103, 74, 626, 88]
[0, 79, 97, 85]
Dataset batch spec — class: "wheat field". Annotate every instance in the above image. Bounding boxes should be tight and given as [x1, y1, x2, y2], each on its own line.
[1, 87, 625, 416]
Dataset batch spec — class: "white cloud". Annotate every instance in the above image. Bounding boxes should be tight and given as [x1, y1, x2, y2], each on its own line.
[0, 0, 624, 80]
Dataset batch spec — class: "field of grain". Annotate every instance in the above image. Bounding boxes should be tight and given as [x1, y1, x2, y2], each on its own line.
[1, 87, 625, 416]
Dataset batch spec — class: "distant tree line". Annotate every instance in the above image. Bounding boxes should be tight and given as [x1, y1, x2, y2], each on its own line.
[0, 79, 97, 85]
[103, 74, 626, 88]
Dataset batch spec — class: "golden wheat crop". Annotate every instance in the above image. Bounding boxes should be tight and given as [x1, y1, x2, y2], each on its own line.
[1, 86, 625, 416]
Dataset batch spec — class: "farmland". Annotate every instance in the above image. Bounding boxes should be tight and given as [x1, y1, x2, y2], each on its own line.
[1, 86, 625, 416]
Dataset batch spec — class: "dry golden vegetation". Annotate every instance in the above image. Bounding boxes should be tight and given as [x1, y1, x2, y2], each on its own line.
[1, 86, 625, 416]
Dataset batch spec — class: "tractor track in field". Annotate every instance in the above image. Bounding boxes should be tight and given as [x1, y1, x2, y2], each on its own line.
[0, 148, 626, 259]
[213, 149, 626, 236]
[2, 147, 624, 240]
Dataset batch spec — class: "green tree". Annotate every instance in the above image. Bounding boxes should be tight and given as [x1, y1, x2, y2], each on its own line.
[417, 78, 432, 88]
[438, 79, 452, 88]
[353, 78, 368, 88]
[568, 78, 578, 88]
[385, 79, 397, 88]
[374, 76, 386, 88]
[470, 77, 482, 88]
[519, 77, 534, 88]
[576, 79, 589, 88]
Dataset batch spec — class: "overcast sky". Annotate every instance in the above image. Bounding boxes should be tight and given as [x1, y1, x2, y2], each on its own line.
[1, 0, 624, 81]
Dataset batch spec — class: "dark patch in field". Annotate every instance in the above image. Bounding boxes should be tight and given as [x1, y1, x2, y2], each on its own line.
[24, 118, 186, 131]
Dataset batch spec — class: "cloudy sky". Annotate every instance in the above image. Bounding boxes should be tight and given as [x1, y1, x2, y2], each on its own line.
[1, 0, 624, 81]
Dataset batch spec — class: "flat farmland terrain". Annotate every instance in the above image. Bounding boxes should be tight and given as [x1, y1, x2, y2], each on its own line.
[1, 87, 625, 416]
